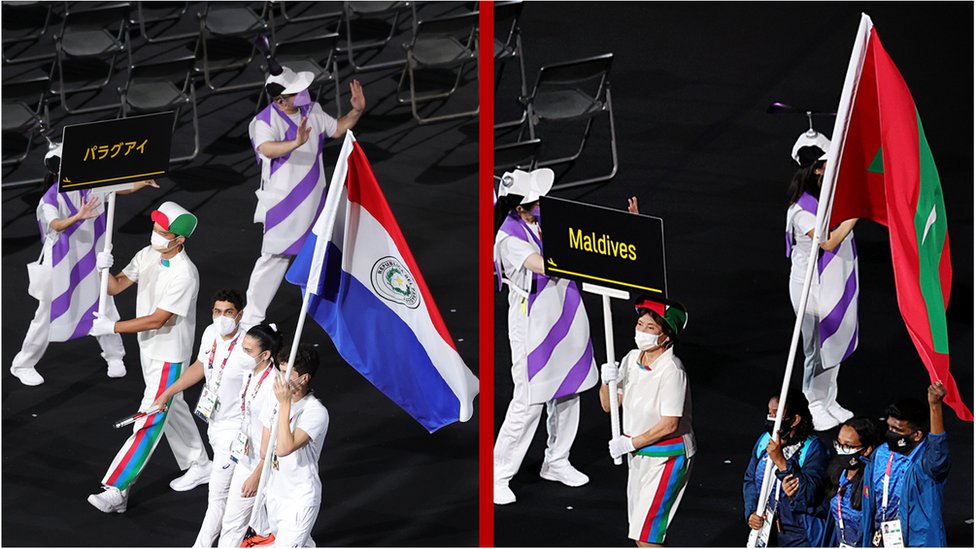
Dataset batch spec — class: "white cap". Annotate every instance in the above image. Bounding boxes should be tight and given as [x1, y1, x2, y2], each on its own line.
[266, 66, 314, 95]
[497, 168, 555, 204]
[791, 131, 831, 166]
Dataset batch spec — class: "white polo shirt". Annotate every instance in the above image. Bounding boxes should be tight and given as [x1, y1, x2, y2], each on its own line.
[237, 363, 276, 470]
[262, 393, 329, 506]
[122, 246, 199, 363]
[618, 347, 696, 458]
[195, 324, 247, 428]
[787, 203, 818, 285]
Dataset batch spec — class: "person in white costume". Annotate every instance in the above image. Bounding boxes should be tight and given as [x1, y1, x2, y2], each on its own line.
[242, 66, 366, 327]
[10, 144, 157, 386]
[151, 288, 249, 547]
[87, 201, 212, 513]
[602, 298, 694, 547]
[493, 169, 592, 506]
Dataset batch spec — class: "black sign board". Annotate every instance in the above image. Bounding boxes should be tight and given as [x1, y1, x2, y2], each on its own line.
[58, 112, 174, 192]
[540, 196, 667, 296]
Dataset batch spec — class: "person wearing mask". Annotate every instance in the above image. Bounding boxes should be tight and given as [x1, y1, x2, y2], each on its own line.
[242, 66, 365, 327]
[87, 201, 211, 513]
[492, 168, 597, 505]
[259, 344, 329, 547]
[151, 288, 249, 547]
[600, 297, 694, 547]
[218, 323, 283, 547]
[861, 382, 950, 547]
[826, 417, 881, 547]
[10, 143, 157, 386]
[743, 389, 832, 546]
[785, 130, 859, 431]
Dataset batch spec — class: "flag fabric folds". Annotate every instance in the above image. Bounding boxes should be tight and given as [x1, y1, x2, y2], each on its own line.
[823, 14, 971, 420]
[285, 132, 479, 432]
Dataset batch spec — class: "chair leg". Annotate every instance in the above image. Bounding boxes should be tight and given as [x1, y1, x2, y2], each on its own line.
[549, 94, 618, 190]
[57, 51, 124, 115]
[343, 8, 408, 72]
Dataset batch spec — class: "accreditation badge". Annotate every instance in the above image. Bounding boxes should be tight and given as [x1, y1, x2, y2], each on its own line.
[194, 385, 220, 422]
[881, 519, 904, 548]
[230, 431, 250, 463]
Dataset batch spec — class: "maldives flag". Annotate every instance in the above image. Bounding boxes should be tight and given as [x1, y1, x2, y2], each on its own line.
[286, 132, 479, 432]
[821, 14, 971, 420]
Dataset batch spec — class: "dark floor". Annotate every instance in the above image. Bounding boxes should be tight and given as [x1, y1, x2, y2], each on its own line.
[2, 2, 478, 546]
[493, 3, 974, 547]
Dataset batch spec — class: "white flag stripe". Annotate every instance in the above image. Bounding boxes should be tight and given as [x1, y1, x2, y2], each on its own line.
[528, 292, 593, 402]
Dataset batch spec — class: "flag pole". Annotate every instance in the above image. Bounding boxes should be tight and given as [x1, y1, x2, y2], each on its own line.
[746, 15, 872, 547]
[96, 191, 117, 315]
[247, 132, 356, 532]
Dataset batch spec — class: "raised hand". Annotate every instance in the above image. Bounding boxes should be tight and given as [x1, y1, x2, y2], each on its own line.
[627, 196, 639, 214]
[77, 195, 102, 220]
[349, 79, 366, 113]
[928, 381, 947, 405]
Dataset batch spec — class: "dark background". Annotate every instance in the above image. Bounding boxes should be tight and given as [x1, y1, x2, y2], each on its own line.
[494, 2, 973, 546]
[3, 2, 478, 546]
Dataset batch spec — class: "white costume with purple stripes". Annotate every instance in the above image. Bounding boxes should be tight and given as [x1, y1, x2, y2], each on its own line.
[11, 185, 124, 377]
[493, 214, 597, 485]
[243, 102, 338, 326]
[786, 192, 859, 417]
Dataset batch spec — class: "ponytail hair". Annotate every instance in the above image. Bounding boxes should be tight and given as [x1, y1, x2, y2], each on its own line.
[246, 323, 284, 362]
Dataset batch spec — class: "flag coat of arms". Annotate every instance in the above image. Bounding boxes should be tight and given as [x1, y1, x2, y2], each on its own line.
[821, 14, 971, 420]
[286, 132, 478, 432]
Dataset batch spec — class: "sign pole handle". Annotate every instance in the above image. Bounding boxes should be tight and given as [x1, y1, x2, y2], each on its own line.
[97, 191, 117, 315]
[603, 294, 623, 466]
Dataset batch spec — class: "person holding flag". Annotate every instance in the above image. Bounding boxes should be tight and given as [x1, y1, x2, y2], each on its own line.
[242, 65, 366, 328]
[600, 297, 694, 547]
[10, 144, 157, 386]
[492, 168, 597, 505]
[785, 130, 859, 431]
[86, 201, 211, 513]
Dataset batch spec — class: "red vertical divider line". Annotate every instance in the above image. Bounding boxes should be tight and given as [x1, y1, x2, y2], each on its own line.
[478, 1, 495, 547]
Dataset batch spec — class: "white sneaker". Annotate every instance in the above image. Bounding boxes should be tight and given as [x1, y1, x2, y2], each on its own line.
[10, 366, 44, 386]
[827, 402, 854, 424]
[540, 461, 589, 487]
[169, 461, 212, 491]
[809, 403, 840, 431]
[494, 483, 516, 505]
[106, 360, 126, 379]
[88, 487, 127, 513]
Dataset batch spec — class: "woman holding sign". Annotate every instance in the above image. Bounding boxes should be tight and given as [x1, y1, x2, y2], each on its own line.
[600, 296, 694, 547]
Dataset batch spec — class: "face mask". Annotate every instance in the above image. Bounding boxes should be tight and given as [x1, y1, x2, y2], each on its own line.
[292, 89, 311, 107]
[236, 350, 265, 372]
[833, 441, 866, 470]
[531, 205, 541, 224]
[151, 231, 175, 252]
[885, 429, 919, 455]
[635, 330, 661, 351]
[214, 315, 238, 337]
[764, 416, 776, 435]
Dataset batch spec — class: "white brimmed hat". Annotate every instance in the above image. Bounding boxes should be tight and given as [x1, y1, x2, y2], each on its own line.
[791, 131, 831, 166]
[266, 66, 314, 95]
[497, 168, 554, 204]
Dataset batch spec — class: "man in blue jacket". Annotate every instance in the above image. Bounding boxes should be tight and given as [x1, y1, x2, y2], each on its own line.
[861, 382, 950, 547]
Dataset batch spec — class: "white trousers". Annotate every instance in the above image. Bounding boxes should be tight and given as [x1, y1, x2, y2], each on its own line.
[789, 279, 841, 411]
[267, 496, 319, 547]
[242, 253, 292, 328]
[100, 354, 209, 492]
[194, 427, 239, 548]
[11, 296, 124, 373]
[219, 460, 269, 547]
[494, 335, 580, 484]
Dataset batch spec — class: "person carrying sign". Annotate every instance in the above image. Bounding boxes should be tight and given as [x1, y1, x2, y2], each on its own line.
[86, 201, 211, 513]
[10, 144, 157, 386]
[241, 66, 365, 327]
[493, 168, 598, 505]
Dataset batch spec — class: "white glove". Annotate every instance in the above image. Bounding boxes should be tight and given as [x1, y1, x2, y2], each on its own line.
[600, 362, 619, 385]
[608, 435, 636, 459]
[89, 311, 116, 337]
[96, 252, 114, 271]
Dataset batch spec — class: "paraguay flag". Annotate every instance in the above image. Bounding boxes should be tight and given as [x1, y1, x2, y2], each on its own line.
[285, 132, 479, 432]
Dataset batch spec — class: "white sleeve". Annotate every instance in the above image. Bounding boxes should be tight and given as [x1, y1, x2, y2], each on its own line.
[296, 402, 329, 448]
[499, 236, 537, 276]
[250, 117, 279, 161]
[658, 367, 688, 418]
[121, 248, 147, 282]
[156, 270, 197, 317]
[792, 209, 818, 238]
[310, 103, 338, 139]
[259, 393, 276, 428]
[196, 325, 215, 364]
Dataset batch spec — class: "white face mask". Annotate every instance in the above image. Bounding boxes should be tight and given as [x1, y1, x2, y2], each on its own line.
[236, 350, 265, 372]
[151, 231, 175, 252]
[214, 315, 238, 337]
[634, 330, 662, 351]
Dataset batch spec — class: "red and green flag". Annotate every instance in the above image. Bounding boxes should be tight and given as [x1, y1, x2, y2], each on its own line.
[822, 14, 971, 420]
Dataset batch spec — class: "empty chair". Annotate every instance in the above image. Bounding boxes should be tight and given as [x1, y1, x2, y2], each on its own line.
[523, 53, 618, 189]
[130, 1, 199, 44]
[275, 0, 342, 25]
[256, 32, 342, 116]
[118, 55, 199, 163]
[2, 75, 51, 166]
[195, 2, 269, 93]
[2, 1, 56, 65]
[395, 9, 478, 124]
[341, 1, 413, 72]
[50, 2, 132, 114]
[493, 0, 527, 129]
[494, 138, 540, 173]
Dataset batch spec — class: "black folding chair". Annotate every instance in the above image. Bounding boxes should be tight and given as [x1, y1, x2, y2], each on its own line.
[275, 0, 342, 25]
[522, 53, 618, 189]
[395, 9, 478, 124]
[2, 1, 56, 65]
[130, 1, 199, 44]
[2, 75, 51, 166]
[340, 1, 413, 72]
[195, 2, 270, 93]
[118, 55, 199, 163]
[493, 0, 527, 129]
[494, 138, 540, 173]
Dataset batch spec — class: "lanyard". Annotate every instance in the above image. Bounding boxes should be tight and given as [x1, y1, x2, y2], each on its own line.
[881, 453, 895, 521]
[240, 363, 274, 419]
[207, 331, 241, 391]
[836, 477, 850, 543]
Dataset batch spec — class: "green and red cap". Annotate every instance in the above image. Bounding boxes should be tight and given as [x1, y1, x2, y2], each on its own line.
[634, 296, 688, 337]
[151, 201, 197, 237]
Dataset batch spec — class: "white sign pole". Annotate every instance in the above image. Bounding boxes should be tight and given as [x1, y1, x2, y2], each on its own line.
[96, 191, 117, 315]
[582, 282, 629, 466]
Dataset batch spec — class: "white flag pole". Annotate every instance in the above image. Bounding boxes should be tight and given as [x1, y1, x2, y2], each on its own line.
[247, 132, 356, 531]
[582, 282, 629, 466]
[746, 15, 872, 548]
[96, 191, 117, 315]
